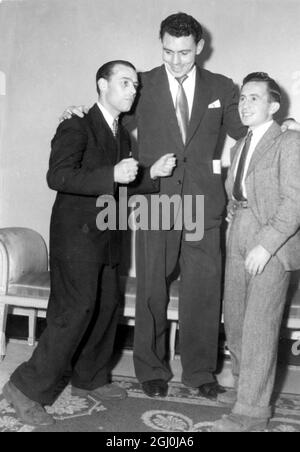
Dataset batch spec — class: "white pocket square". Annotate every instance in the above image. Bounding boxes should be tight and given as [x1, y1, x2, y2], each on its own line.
[208, 99, 221, 109]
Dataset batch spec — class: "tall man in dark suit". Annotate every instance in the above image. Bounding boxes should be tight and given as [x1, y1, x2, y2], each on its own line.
[130, 13, 246, 399]
[3, 60, 176, 427]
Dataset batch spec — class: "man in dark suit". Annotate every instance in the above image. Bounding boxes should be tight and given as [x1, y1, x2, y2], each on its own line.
[129, 13, 246, 399]
[2, 60, 176, 426]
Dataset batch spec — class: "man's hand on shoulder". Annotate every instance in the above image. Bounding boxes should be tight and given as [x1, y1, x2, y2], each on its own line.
[281, 118, 300, 133]
[59, 105, 89, 123]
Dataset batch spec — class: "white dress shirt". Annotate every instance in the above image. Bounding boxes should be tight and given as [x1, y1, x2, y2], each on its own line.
[97, 102, 118, 133]
[234, 120, 274, 198]
[165, 65, 196, 119]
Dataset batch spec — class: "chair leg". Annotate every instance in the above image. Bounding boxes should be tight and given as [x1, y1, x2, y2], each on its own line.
[0, 302, 9, 360]
[169, 321, 177, 361]
[28, 309, 37, 346]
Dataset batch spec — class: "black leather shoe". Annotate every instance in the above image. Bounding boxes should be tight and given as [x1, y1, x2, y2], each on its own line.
[141, 380, 168, 398]
[3, 382, 55, 426]
[198, 382, 226, 401]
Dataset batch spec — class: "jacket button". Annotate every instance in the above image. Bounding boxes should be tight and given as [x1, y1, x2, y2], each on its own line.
[82, 224, 89, 234]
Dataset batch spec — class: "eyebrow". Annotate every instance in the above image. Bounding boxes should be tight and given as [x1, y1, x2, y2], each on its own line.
[120, 76, 139, 86]
[240, 93, 262, 97]
[163, 47, 191, 52]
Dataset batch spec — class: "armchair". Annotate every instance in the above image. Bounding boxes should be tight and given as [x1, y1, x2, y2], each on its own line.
[0, 228, 49, 359]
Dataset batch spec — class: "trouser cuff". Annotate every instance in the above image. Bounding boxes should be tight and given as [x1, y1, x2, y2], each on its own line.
[233, 401, 272, 418]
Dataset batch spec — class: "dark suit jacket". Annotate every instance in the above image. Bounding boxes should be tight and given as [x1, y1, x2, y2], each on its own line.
[47, 103, 158, 264]
[126, 64, 246, 230]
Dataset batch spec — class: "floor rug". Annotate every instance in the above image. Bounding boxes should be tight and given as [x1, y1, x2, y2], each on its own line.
[1, 376, 300, 432]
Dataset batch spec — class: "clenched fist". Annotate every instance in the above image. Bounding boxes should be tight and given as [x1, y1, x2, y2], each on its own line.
[150, 154, 177, 179]
[114, 158, 139, 184]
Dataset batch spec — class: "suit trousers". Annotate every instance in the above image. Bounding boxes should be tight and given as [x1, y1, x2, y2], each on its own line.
[11, 258, 120, 405]
[133, 227, 222, 387]
[224, 209, 290, 418]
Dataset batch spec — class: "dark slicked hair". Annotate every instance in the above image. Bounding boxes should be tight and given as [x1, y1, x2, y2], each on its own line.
[96, 60, 136, 95]
[159, 12, 203, 44]
[242, 72, 281, 104]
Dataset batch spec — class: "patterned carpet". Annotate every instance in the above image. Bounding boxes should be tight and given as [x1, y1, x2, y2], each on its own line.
[1, 376, 300, 432]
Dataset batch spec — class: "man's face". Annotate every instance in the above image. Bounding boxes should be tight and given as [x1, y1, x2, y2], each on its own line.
[239, 81, 279, 128]
[162, 32, 204, 78]
[99, 64, 138, 117]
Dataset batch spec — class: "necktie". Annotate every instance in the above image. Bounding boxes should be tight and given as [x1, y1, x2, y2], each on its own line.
[233, 130, 253, 201]
[175, 75, 189, 144]
[112, 119, 118, 138]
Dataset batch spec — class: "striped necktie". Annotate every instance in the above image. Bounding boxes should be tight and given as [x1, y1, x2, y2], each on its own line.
[175, 75, 189, 144]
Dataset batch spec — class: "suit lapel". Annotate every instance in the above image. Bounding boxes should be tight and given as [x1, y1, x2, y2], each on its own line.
[227, 122, 282, 197]
[148, 66, 183, 149]
[88, 104, 118, 164]
[246, 122, 282, 177]
[185, 67, 212, 146]
[148, 65, 213, 150]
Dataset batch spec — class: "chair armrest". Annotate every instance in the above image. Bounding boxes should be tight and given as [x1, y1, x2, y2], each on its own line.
[0, 228, 48, 293]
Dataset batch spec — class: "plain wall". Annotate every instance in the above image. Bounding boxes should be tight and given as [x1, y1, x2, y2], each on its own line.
[0, 0, 300, 249]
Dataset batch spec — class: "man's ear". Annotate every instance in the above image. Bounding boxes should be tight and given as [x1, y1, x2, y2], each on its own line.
[98, 78, 108, 93]
[270, 101, 280, 116]
[196, 39, 205, 56]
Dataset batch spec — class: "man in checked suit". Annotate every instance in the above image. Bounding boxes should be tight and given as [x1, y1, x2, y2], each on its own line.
[3, 60, 175, 426]
[213, 72, 300, 432]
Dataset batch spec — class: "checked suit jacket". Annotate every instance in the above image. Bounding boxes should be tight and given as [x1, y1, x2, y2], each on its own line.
[226, 121, 300, 271]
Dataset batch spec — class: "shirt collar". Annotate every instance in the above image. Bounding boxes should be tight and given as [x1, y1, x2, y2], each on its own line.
[249, 119, 274, 141]
[164, 64, 196, 85]
[97, 102, 118, 130]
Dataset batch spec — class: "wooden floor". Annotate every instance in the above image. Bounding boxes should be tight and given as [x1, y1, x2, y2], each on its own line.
[1, 340, 300, 396]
